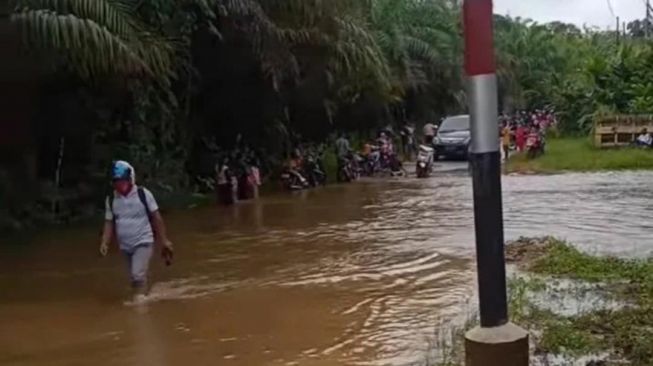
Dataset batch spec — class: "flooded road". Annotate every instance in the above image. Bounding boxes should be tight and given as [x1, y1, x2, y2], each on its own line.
[1, 165, 652, 366]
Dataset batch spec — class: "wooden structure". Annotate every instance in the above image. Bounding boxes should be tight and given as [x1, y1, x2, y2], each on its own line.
[594, 115, 653, 148]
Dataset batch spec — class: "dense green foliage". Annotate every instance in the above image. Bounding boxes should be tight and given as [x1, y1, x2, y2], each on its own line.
[3, 0, 653, 229]
[496, 17, 653, 134]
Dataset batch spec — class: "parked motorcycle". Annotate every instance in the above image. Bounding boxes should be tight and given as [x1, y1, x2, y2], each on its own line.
[352, 153, 366, 177]
[416, 144, 434, 178]
[337, 155, 359, 182]
[303, 150, 327, 187]
[281, 169, 308, 190]
[363, 147, 381, 176]
[386, 152, 406, 177]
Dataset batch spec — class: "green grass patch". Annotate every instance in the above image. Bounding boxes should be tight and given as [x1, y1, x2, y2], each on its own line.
[506, 137, 653, 173]
[508, 276, 601, 357]
[575, 308, 653, 364]
[507, 238, 653, 364]
[530, 239, 653, 285]
[538, 320, 600, 357]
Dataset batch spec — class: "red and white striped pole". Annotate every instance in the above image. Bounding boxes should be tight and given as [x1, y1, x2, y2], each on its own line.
[464, 0, 505, 329]
[462, 1, 528, 365]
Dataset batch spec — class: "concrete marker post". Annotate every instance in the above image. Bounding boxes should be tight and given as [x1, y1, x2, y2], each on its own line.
[462, 1, 529, 365]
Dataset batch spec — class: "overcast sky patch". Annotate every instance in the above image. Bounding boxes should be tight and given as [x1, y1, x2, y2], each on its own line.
[494, 0, 645, 29]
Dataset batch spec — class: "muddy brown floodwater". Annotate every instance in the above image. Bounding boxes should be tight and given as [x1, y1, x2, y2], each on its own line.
[1, 165, 652, 366]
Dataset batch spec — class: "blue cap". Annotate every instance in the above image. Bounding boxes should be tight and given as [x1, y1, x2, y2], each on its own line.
[111, 161, 132, 181]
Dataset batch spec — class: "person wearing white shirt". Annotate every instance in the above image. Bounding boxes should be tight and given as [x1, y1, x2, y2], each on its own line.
[636, 129, 652, 147]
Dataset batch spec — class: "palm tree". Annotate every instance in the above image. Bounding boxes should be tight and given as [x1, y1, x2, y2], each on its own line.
[495, 17, 570, 109]
[370, 0, 459, 89]
[263, 0, 393, 91]
[11, 0, 176, 80]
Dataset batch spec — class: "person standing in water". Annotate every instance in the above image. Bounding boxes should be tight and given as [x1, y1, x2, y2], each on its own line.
[99, 160, 174, 303]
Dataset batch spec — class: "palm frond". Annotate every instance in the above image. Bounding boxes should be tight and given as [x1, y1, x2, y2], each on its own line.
[15, 0, 140, 38]
[401, 35, 441, 64]
[12, 9, 146, 76]
[11, 0, 177, 80]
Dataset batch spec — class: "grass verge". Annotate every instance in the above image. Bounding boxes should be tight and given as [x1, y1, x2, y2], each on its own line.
[507, 238, 653, 365]
[506, 137, 653, 173]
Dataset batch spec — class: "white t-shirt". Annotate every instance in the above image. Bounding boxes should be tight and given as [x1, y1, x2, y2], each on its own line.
[637, 134, 652, 145]
[105, 186, 159, 251]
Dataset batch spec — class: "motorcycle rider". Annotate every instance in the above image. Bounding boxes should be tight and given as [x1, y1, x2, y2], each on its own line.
[377, 132, 393, 168]
[377, 132, 389, 149]
[286, 149, 307, 185]
[362, 141, 373, 158]
[361, 140, 379, 175]
[303, 145, 327, 186]
[423, 122, 437, 145]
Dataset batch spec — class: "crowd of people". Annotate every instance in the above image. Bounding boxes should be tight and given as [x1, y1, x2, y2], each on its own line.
[335, 130, 406, 182]
[273, 129, 409, 192]
[215, 147, 262, 205]
[499, 108, 558, 159]
[205, 108, 564, 205]
[281, 144, 328, 190]
[198, 127, 412, 203]
[190, 136, 265, 205]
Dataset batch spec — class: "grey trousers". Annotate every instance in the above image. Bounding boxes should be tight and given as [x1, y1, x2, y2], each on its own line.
[122, 243, 153, 289]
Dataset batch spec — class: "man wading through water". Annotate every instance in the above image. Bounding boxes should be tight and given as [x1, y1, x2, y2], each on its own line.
[99, 161, 174, 304]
